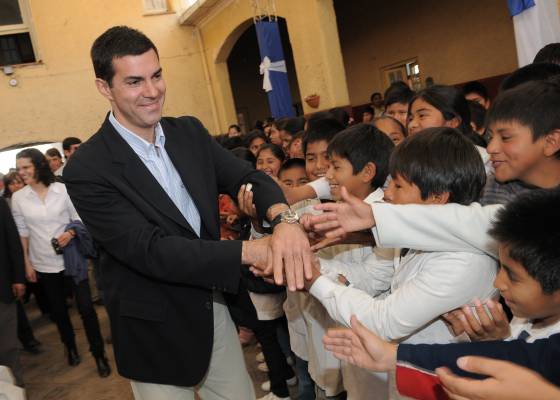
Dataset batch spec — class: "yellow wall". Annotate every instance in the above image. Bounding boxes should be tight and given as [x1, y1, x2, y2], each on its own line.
[335, 0, 518, 105]
[0, 0, 213, 148]
[196, 0, 351, 133]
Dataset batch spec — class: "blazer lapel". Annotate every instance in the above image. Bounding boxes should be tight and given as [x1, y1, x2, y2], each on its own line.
[163, 121, 218, 238]
[99, 117, 196, 234]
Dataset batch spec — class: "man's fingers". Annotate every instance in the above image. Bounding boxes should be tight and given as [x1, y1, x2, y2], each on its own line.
[313, 220, 342, 232]
[301, 242, 313, 281]
[293, 252, 304, 290]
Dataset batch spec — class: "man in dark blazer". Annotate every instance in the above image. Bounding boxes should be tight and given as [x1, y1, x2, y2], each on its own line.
[0, 197, 26, 387]
[64, 26, 312, 399]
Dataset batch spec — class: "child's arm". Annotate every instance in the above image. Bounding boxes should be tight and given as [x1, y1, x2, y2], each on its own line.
[309, 252, 496, 340]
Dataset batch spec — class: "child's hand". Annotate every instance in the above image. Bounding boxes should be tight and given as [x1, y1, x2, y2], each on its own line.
[323, 315, 397, 372]
[444, 299, 510, 341]
[237, 185, 257, 219]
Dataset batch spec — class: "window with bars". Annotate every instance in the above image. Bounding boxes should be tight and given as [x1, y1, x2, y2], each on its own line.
[0, 0, 36, 66]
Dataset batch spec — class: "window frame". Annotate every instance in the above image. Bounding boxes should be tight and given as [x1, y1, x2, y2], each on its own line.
[0, 0, 40, 66]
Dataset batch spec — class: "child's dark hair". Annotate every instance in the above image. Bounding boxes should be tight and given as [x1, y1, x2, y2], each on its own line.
[370, 92, 382, 102]
[91, 26, 158, 86]
[231, 147, 256, 168]
[489, 188, 560, 294]
[372, 116, 407, 137]
[328, 107, 350, 126]
[16, 148, 55, 187]
[389, 127, 486, 205]
[384, 83, 414, 108]
[245, 130, 268, 147]
[500, 62, 560, 91]
[303, 118, 345, 154]
[276, 117, 305, 136]
[62, 137, 82, 151]
[467, 100, 487, 132]
[462, 81, 489, 101]
[327, 123, 394, 189]
[487, 79, 560, 159]
[278, 158, 306, 178]
[228, 124, 241, 133]
[257, 143, 286, 163]
[363, 106, 374, 115]
[533, 43, 560, 65]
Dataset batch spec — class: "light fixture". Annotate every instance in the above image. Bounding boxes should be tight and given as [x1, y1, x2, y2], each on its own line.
[3, 66, 14, 75]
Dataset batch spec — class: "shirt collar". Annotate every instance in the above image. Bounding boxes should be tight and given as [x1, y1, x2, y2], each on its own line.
[25, 182, 62, 198]
[109, 112, 165, 158]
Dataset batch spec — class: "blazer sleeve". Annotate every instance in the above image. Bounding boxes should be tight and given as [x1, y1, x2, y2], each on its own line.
[396, 333, 560, 387]
[1, 198, 25, 285]
[371, 202, 502, 258]
[64, 155, 243, 293]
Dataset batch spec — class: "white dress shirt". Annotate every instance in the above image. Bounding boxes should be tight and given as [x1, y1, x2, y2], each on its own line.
[11, 182, 80, 273]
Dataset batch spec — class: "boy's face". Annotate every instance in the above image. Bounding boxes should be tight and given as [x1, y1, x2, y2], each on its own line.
[494, 245, 560, 323]
[384, 174, 448, 205]
[375, 118, 406, 145]
[362, 111, 374, 123]
[385, 102, 409, 126]
[326, 153, 372, 201]
[305, 140, 330, 181]
[487, 120, 548, 185]
[279, 166, 309, 188]
[248, 137, 266, 157]
[269, 126, 282, 146]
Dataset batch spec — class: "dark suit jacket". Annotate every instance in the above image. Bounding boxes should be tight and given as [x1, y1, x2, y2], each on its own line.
[63, 115, 286, 386]
[0, 197, 25, 304]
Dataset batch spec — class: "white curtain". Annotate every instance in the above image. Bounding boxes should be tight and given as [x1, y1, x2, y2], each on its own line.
[513, 0, 560, 67]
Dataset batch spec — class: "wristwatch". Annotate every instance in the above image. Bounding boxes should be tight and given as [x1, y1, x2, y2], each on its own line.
[270, 208, 299, 230]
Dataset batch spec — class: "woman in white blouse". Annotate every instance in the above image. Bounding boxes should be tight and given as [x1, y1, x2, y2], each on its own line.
[11, 148, 110, 377]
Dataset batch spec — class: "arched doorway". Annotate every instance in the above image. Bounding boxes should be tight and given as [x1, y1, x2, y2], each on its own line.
[226, 18, 301, 132]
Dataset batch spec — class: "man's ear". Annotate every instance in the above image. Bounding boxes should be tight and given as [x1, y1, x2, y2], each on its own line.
[95, 78, 114, 102]
[544, 129, 560, 157]
[360, 162, 377, 184]
[427, 191, 450, 204]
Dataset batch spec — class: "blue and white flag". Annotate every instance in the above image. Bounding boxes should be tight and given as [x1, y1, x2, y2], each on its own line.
[255, 20, 295, 118]
[508, 0, 560, 66]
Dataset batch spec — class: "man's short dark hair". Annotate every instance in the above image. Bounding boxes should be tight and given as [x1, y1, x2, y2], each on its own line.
[46, 148, 62, 158]
[303, 117, 345, 155]
[328, 123, 394, 189]
[91, 26, 159, 86]
[278, 158, 306, 178]
[500, 62, 560, 91]
[384, 84, 415, 108]
[487, 79, 560, 158]
[62, 137, 82, 151]
[16, 148, 55, 187]
[489, 188, 560, 294]
[462, 81, 489, 100]
[389, 127, 486, 205]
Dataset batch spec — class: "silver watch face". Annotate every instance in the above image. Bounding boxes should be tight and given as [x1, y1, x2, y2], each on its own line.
[280, 209, 299, 224]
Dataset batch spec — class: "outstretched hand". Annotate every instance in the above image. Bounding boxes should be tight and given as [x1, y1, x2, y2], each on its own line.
[442, 299, 510, 341]
[436, 356, 560, 400]
[308, 187, 375, 239]
[323, 315, 397, 372]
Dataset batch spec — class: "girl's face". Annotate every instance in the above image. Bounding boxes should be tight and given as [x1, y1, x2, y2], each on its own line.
[256, 149, 282, 177]
[8, 176, 25, 193]
[249, 137, 266, 157]
[374, 118, 406, 145]
[16, 157, 37, 185]
[269, 125, 282, 146]
[407, 98, 458, 135]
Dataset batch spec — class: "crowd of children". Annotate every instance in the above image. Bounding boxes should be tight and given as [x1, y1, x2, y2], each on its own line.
[216, 43, 560, 400]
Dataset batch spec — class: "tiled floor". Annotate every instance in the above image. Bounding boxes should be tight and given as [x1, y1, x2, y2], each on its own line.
[20, 301, 297, 399]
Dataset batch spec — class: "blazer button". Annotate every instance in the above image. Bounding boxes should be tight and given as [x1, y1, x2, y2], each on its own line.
[205, 301, 212, 310]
